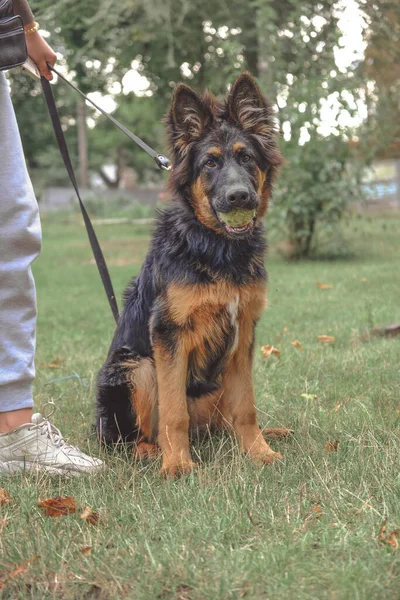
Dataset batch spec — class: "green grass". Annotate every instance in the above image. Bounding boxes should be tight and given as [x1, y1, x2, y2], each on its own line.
[1, 212, 400, 599]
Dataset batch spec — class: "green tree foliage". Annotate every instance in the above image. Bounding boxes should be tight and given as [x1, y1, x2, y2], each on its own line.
[272, 134, 361, 258]
[14, 0, 368, 256]
[254, 1, 365, 257]
[359, 0, 400, 160]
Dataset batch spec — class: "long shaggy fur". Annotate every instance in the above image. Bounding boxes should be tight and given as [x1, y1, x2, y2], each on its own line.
[96, 72, 284, 476]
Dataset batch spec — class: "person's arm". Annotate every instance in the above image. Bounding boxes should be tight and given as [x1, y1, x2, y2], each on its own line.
[12, 0, 34, 25]
[12, 0, 57, 80]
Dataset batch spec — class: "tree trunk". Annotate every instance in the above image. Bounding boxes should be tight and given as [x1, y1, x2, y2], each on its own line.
[77, 97, 89, 189]
[241, 4, 260, 77]
[98, 146, 125, 189]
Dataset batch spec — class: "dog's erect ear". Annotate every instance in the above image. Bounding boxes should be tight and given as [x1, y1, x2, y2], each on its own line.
[168, 84, 213, 155]
[228, 72, 274, 139]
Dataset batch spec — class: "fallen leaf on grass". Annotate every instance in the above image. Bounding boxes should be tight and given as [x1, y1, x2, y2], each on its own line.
[324, 441, 339, 452]
[311, 506, 323, 518]
[51, 357, 64, 365]
[372, 323, 400, 338]
[176, 584, 193, 600]
[80, 546, 93, 556]
[384, 323, 400, 337]
[303, 505, 324, 527]
[378, 520, 387, 543]
[80, 506, 100, 526]
[38, 496, 77, 517]
[291, 340, 304, 350]
[261, 345, 280, 357]
[317, 282, 333, 289]
[317, 335, 335, 344]
[41, 357, 65, 370]
[388, 531, 399, 549]
[0, 556, 38, 590]
[360, 277, 368, 283]
[301, 393, 317, 400]
[0, 489, 11, 506]
[378, 521, 399, 549]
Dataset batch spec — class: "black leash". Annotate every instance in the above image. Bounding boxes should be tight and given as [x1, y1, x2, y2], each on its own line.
[40, 65, 171, 324]
[48, 65, 171, 171]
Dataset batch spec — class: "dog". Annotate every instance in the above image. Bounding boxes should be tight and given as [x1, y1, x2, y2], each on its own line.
[96, 72, 284, 478]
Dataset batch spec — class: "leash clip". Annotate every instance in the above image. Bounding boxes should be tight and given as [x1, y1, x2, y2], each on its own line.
[155, 154, 171, 171]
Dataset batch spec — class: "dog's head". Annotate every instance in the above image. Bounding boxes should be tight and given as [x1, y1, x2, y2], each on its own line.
[166, 72, 283, 239]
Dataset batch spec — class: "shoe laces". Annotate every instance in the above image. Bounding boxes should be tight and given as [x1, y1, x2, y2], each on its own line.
[31, 401, 66, 448]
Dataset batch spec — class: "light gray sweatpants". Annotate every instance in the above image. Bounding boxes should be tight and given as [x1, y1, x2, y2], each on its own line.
[0, 71, 41, 412]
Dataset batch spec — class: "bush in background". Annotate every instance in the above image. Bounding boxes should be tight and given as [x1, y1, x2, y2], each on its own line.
[271, 135, 364, 258]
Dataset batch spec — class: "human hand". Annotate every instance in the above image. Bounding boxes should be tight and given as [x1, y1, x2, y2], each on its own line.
[24, 26, 57, 80]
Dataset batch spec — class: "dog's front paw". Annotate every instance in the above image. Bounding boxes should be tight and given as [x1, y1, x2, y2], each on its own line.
[133, 441, 160, 461]
[160, 459, 196, 479]
[250, 449, 283, 465]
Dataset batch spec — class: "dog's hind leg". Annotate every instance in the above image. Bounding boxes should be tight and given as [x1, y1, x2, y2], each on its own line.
[124, 357, 159, 459]
[96, 347, 139, 446]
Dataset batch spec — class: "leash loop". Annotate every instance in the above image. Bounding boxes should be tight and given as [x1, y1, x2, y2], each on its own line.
[155, 154, 172, 171]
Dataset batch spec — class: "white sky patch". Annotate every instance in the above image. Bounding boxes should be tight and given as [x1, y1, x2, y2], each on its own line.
[122, 63, 152, 96]
[299, 126, 311, 146]
[86, 91, 117, 115]
[334, 0, 366, 71]
[282, 121, 292, 141]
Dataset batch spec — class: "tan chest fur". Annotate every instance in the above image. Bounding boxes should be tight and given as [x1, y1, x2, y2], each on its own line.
[166, 280, 266, 359]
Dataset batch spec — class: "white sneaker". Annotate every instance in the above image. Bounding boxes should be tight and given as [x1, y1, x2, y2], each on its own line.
[0, 402, 103, 476]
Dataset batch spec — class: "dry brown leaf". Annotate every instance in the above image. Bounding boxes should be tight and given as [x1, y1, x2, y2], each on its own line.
[317, 335, 336, 344]
[51, 357, 64, 365]
[317, 282, 333, 289]
[261, 345, 280, 358]
[80, 546, 93, 556]
[378, 520, 387, 543]
[360, 277, 368, 283]
[80, 506, 100, 526]
[0, 556, 38, 590]
[291, 340, 304, 350]
[0, 489, 11, 506]
[387, 531, 399, 549]
[41, 357, 65, 369]
[384, 323, 400, 337]
[176, 584, 193, 600]
[303, 505, 324, 525]
[324, 440, 339, 452]
[38, 496, 77, 517]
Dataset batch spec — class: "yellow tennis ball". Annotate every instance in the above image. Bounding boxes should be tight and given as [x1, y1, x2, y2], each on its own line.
[218, 209, 256, 227]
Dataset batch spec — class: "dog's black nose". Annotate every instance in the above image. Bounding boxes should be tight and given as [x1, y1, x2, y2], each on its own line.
[227, 187, 250, 205]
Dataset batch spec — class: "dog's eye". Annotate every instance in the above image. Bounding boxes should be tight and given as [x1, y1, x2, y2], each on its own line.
[205, 158, 217, 168]
[241, 153, 252, 163]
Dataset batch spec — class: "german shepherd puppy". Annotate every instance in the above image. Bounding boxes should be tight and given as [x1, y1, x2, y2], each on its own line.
[96, 72, 284, 478]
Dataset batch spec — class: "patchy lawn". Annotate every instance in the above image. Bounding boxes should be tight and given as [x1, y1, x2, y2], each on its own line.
[1, 212, 399, 599]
